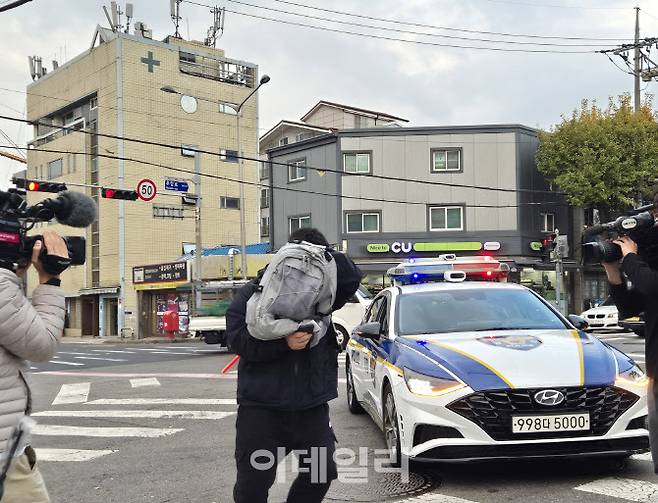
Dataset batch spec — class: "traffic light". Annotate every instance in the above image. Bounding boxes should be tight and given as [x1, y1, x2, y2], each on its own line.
[540, 233, 557, 262]
[101, 187, 139, 200]
[13, 178, 67, 193]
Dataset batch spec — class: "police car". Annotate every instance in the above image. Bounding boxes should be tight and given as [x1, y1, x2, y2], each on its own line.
[345, 255, 649, 464]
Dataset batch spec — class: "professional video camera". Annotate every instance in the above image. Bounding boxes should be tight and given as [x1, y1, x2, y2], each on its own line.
[0, 188, 97, 275]
[582, 203, 658, 264]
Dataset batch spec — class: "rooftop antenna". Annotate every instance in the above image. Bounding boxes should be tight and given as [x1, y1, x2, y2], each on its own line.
[103, 5, 116, 31]
[124, 3, 133, 33]
[170, 0, 182, 38]
[204, 6, 224, 47]
[27, 56, 46, 80]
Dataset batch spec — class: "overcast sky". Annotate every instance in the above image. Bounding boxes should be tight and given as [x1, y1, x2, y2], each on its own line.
[0, 0, 656, 187]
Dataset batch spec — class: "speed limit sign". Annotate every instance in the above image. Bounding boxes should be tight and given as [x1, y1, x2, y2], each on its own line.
[136, 178, 157, 202]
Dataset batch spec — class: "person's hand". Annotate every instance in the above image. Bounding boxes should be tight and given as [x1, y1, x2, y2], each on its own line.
[33, 230, 69, 284]
[286, 331, 312, 350]
[613, 236, 638, 257]
[601, 260, 623, 285]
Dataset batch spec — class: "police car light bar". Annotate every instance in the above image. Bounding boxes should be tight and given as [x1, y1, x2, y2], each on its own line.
[387, 255, 509, 285]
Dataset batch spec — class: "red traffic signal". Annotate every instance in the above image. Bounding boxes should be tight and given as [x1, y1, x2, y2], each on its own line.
[101, 187, 138, 201]
[13, 178, 67, 193]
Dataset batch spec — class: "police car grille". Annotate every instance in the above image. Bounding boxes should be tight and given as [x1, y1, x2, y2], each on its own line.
[447, 386, 639, 441]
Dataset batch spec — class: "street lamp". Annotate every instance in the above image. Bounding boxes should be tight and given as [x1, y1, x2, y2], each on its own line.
[160, 75, 270, 280]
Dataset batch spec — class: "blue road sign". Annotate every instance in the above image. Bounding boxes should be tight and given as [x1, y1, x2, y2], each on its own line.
[165, 179, 189, 192]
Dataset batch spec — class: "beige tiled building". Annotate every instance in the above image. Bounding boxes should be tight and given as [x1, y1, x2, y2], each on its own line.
[25, 25, 262, 337]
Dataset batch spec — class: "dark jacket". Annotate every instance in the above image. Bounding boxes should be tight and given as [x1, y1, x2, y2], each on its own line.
[609, 253, 658, 377]
[225, 252, 362, 410]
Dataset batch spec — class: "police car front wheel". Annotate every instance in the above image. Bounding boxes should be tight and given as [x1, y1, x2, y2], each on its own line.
[346, 360, 364, 414]
[383, 386, 402, 468]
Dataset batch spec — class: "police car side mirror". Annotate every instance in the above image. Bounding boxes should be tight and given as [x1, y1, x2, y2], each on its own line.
[354, 322, 382, 339]
[568, 314, 589, 331]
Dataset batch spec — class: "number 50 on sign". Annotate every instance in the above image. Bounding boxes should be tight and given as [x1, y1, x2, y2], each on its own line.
[137, 178, 157, 202]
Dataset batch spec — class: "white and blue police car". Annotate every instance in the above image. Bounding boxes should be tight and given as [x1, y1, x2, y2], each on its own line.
[345, 255, 649, 464]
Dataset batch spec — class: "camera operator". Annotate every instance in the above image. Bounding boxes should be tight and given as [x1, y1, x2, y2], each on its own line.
[602, 201, 658, 473]
[226, 228, 362, 503]
[0, 230, 68, 503]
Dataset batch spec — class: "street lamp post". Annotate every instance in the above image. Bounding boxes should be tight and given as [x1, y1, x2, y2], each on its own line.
[161, 74, 270, 280]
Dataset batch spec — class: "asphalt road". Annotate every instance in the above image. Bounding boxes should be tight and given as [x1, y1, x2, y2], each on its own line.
[24, 331, 655, 503]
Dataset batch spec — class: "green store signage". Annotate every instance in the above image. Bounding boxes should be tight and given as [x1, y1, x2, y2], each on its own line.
[529, 241, 542, 251]
[366, 241, 501, 254]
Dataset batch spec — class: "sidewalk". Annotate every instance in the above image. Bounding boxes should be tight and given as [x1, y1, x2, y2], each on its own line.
[62, 336, 203, 345]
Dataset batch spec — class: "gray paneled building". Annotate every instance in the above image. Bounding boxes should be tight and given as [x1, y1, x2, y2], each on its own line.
[263, 123, 568, 289]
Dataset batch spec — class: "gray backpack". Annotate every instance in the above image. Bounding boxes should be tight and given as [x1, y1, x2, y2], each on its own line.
[246, 241, 337, 347]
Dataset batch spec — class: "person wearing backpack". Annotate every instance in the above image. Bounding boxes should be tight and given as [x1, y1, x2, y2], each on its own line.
[225, 228, 362, 503]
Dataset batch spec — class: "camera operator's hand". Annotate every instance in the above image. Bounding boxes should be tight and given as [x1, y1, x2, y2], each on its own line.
[601, 261, 623, 285]
[33, 230, 69, 284]
[286, 331, 312, 350]
[613, 236, 638, 257]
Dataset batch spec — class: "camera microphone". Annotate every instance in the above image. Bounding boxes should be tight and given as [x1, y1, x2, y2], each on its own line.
[40, 191, 98, 228]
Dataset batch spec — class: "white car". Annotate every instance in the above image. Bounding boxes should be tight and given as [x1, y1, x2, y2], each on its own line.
[580, 298, 621, 331]
[332, 285, 372, 349]
[346, 279, 649, 464]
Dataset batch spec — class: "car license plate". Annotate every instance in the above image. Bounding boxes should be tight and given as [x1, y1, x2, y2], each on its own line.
[512, 413, 590, 433]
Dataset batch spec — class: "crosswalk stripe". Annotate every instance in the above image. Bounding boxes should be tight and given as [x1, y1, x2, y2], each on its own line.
[33, 410, 236, 420]
[130, 377, 161, 388]
[598, 337, 628, 342]
[627, 353, 646, 358]
[58, 352, 93, 356]
[397, 494, 479, 503]
[37, 371, 236, 379]
[91, 349, 136, 354]
[142, 351, 198, 355]
[86, 398, 237, 405]
[32, 424, 183, 437]
[48, 360, 85, 367]
[632, 453, 652, 462]
[52, 383, 90, 405]
[37, 448, 117, 462]
[73, 356, 126, 362]
[575, 477, 658, 501]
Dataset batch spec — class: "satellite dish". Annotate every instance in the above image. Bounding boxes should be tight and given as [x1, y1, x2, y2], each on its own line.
[180, 95, 198, 114]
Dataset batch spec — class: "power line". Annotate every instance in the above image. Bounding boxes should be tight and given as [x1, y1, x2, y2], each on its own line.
[185, 1, 596, 53]
[208, 0, 607, 47]
[240, 0, 633, 41]
[477, 0, 632, 10]
[7, 144, 566, 209]
[0, 0, 32, 13]
[0, 114, 563, 196]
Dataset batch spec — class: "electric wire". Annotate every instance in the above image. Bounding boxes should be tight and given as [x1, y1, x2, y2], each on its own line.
[4, 143, 567, 209]
[0, 114, 563, 196]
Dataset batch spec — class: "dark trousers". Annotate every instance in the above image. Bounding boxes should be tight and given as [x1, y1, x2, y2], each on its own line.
[233, 404, 338, 503]
[648, 379, 658, 472]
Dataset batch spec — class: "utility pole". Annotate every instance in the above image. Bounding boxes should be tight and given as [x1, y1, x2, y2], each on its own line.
[194, 150, 203, 313]
[634, 6, 641, 112]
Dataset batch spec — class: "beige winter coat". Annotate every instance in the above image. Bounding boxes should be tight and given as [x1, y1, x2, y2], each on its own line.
[0, 269, 65, 455]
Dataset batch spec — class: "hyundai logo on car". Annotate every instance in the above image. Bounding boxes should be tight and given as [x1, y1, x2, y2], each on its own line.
[534, 390, 565, 406]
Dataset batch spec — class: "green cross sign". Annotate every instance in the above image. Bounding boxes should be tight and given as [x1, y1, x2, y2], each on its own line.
[140, 51, 160, 73]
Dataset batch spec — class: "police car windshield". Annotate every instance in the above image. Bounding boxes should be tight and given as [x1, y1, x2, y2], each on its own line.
[397, 288, 566, 335]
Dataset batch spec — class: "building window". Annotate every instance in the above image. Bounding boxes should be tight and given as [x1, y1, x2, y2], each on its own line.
[343, 152, 371, 174]
[429, 206, 464, 231]
[219, 103, 237, 115]
[346, 212, 380, 233]
[279, 137, 289, 146]
[47, 158, 63, 179]
[289, 215, 311, 234]
[260, 188, 270, 209]
[220, 149, 239, 163]
[354, 115, 368, 128]
[295, 132, 311, 142]
[259, 162, 269, 180]
[220, 196, 240, 210]
[181, 144, 197, 157]
[288, 159, 307, 182]
[431, 148, 462, 172]
[179, 51, 196, 64]
[261, 216, 270, 237]
[541, 213, 555, 233]
[89, 97, 98, 110]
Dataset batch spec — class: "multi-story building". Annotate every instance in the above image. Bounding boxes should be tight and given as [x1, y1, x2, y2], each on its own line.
[264, 122, 570, 294]
[258, 101, 408, 242]
[25, 22, 262, 337]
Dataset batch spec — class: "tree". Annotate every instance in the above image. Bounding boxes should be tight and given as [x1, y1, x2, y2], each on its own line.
[536, 95, 658, 217]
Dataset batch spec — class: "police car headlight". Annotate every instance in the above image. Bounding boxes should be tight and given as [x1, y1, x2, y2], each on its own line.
[403, 368, 466, 397]
[607, 313, 617, 319]
[616, 364, 649, 388]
